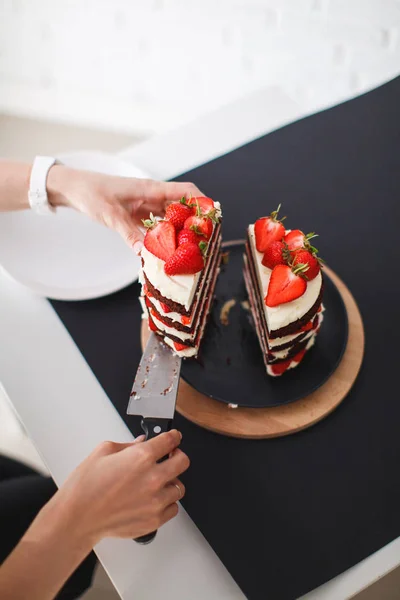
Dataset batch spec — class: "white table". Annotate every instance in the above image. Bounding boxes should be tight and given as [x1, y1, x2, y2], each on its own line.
[1, 85, 399, 600]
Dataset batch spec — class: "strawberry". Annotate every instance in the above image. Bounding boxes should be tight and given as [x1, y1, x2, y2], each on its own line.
[261, 240, 290, 269]
[177, 228, 203, 246]
[265, 264, 308, 307]
[142, 214, 176, 261]
[285, 230, 319, 253]
[174, 341, 189, 351]
[292, 249, 320, 280]
[284, 229, 305, 251]
[271, 358, 291, 375]
[165, 198, 193, 231]
[190, 196, 214, 215]
[181, 315, 191, 326]
[300, 320, 313, 332]
[148, 316, 158, 332]
[164, 242, 206, 275]
[160, 301, 172, 313]
[254, 205, 286, 252]
[184, 214, 213, 241]
[150, 308, 170, 327]
[293, 348, 306, 363]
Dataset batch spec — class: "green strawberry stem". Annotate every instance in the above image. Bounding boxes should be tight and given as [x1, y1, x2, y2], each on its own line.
[141, 212, 157, 229]
[190, 225, 206, 237]
[292, 263, 309, 277]
[270, 203, 286, 223]
[199, 241, 208, 257]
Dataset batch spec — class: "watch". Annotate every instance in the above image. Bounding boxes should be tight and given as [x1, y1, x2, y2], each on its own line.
[28, 156, 61, 215]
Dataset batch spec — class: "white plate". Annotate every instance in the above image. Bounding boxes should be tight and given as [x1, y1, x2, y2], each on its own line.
[0, 151, 149, 300]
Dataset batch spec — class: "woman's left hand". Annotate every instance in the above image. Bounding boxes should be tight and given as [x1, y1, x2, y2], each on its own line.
[48, 165, 202, 254]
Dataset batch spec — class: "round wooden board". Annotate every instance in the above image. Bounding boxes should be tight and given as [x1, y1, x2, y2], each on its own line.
[141, 265, 364, 439]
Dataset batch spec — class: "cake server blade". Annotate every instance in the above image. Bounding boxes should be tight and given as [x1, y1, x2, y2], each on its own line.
[127, 332, 182, 545]
[127, 332, 182, 430]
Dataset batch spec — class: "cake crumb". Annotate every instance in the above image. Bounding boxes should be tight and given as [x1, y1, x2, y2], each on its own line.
[220, 299, 236, 326]
[241, 300, 250, 311]
[221, 251, 230, 265]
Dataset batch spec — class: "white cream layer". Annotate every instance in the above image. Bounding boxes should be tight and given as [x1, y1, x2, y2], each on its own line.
[248, 224, 322, 332]
[143, 235, 221, 324]
[153, 268, 220, 358]
[141, 245, 200, 310]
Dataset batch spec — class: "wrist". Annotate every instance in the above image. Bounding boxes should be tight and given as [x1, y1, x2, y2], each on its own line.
[46, 165, 74, 208]
[25, 492, 96, 558]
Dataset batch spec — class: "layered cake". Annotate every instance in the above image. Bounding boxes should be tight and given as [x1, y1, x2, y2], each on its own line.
[243, 205, 325, 376]
[139, 196, 222, 357]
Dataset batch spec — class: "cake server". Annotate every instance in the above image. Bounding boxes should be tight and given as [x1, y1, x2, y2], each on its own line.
[127, 331, 182, 544]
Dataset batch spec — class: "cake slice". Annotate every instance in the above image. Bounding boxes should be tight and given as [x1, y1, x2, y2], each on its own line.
[139, 196, 222, 357]
[243, 206, 324, 376]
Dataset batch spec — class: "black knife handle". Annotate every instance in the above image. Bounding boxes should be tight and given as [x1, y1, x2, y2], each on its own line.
[134, 417, 173, 545]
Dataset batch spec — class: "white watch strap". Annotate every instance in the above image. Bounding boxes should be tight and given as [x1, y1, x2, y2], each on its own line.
[28, 156, 59, 215]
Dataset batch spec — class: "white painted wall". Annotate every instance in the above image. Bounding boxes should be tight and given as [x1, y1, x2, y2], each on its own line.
[0, 0, 399, 136]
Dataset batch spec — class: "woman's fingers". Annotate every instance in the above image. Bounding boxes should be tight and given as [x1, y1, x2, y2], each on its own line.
[141, 179, 203, 205]
[160, 479, 185, 507]
[159, 502, 179, 527]
[102, 205, 145, 252]
[129, 429, 182, 464]
[158, 448, 190, 484]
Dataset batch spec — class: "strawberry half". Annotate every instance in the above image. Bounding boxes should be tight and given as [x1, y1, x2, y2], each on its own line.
[293, 348, 307, 363]
[181, 315, 191, 326]
[261, 240, 290, 269]
[160, 301, 172, 313]
[265, 264, 308, 307]
[292, 249, 320, 280]
[148, 316, 158, 332]
[174, 341, 190, 351]
[271, 358, 291, 376]
[254, 204, 286, 253]
[164, 242, 206, 275]
[300, 320, 314, 332]
[165, 198, 193, 231]
[142, 214, 176, 261]
[177, 228, 203, 246]
[184, 214, 213, 241]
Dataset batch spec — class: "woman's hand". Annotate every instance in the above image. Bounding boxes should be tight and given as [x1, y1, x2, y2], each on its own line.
[33, 430, 189, 548]
[0, 431, 189, 600]
[48, 165, 202, 254]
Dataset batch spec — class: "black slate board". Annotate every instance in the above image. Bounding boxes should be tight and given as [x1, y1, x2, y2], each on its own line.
[51, 76, 400, 600]
[181, 242, 348, 408]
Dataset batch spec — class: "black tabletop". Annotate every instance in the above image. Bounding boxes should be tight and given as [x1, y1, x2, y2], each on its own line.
[51, 76, 400, 600]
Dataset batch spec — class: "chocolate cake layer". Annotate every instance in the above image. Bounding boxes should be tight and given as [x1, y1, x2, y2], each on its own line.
[146, 241, 222, 332]
[143, 226, 221, 316]
[245, 241, 323, 338]
[267, 335, 312, 364]
[149, 258, 221, 350]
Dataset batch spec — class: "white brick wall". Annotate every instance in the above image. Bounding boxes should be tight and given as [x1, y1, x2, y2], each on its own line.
[0, 0, 399, 135]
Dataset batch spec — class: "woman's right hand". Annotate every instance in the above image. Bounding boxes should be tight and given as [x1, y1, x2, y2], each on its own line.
[36, 430, 189, 546]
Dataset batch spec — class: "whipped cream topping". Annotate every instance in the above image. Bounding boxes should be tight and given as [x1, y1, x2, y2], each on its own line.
[248, 224, 322, 332]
